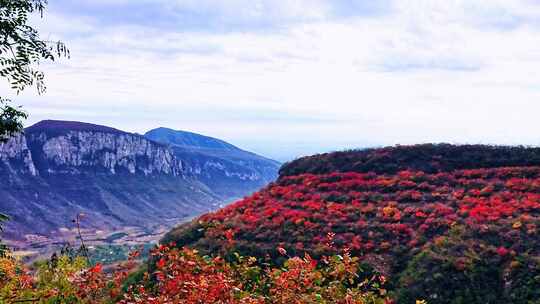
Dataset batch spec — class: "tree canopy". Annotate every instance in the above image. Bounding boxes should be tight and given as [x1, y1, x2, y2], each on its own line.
[0, 0, 69, 141]
[0, 97, 26, 142]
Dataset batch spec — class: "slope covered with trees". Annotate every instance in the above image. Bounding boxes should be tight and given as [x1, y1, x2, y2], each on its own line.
[164, 144, 540, 303]
[280, 144, 540, 176]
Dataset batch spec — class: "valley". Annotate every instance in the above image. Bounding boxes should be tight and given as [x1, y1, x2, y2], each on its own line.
[6, 216, 196, 263]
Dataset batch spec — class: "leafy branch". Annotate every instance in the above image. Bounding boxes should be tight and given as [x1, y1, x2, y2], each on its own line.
[0, 97, 26, 143]
[0, 0, 70, 94]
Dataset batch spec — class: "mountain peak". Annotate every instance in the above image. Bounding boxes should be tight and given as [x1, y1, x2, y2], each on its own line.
[26, 120, 126, 135]
[145, 127, 238, 151]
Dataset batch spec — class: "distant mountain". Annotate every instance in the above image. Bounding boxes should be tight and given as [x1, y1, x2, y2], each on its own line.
[145, 127, 280, 200]
[0, 120, 279, 244]
[144, 127, 239, 151]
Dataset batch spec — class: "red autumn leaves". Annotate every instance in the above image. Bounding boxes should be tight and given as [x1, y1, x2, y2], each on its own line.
[194, 167, 540, 259]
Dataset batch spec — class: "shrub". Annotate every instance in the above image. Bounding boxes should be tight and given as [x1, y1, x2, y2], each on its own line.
[0, 246, 391, 303]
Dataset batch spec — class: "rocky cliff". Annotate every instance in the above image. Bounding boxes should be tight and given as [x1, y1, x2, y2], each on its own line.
[0, 133, 38, 177]
[25, 121, 183, 176]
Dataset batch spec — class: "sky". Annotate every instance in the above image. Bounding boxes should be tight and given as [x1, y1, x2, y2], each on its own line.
[2, 0, 540, 161]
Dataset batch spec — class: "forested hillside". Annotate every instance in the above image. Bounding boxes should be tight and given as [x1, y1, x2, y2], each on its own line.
[165, 144, 540, 303]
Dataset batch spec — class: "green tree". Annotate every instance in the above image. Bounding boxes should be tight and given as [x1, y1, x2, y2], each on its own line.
[0, 0, 69, 140]
[0, 97, 26, 143]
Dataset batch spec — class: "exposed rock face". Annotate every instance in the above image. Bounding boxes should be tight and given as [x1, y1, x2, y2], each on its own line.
[0, 135, 37, 177]
[30, 131, 182, 175]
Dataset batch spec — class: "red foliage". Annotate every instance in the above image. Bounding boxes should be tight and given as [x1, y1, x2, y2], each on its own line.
[185, 167, 540, 260]
[496, 246, 509, 257]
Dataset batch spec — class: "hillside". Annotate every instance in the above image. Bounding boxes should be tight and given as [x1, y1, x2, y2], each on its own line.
[0, 120, 280, 248]
[163, 144, 540, 304]
[145, 127, 280, 200]
[145, 127, 239, 151]
[279, 144, 540, 176]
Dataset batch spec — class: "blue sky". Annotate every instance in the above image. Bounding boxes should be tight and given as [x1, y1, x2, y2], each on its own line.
[2, 1, 540, 161]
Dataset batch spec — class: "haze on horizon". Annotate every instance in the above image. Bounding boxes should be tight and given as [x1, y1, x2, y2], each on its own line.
[1, 0, 540, 162]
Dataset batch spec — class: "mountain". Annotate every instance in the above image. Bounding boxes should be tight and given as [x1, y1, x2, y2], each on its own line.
[145, 127, 280, 200]
[164, 144, 540, 304]
[0, 120, 276, 246]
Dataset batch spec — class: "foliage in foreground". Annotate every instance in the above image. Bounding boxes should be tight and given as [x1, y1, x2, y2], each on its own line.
[0, 244, 391, 303]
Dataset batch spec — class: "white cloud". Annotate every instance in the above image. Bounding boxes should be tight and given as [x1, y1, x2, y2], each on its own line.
[4, 0, 540, 161]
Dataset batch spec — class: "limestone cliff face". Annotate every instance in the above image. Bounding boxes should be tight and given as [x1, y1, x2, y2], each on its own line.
[26, 130, 183, 176]
[0, 135, 38, 177]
